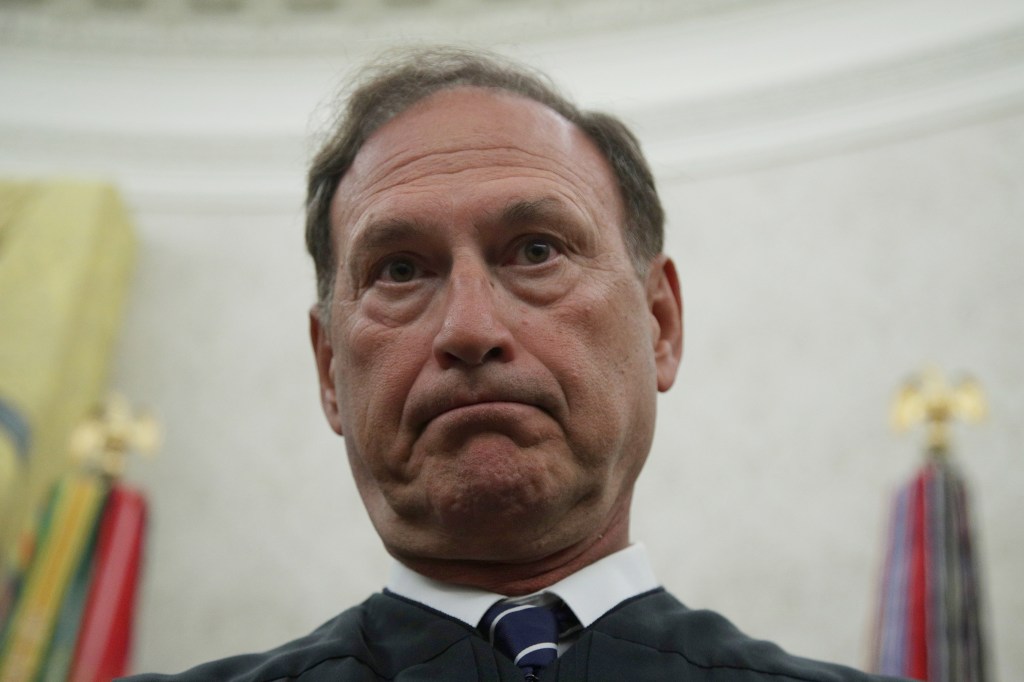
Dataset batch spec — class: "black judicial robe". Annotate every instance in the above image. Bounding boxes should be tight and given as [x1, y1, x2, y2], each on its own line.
[122, 589, 902, 681]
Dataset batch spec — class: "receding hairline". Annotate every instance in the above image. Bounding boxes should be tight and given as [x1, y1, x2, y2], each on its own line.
[336, 84, 595, 179]
[327, 84, 629, 243]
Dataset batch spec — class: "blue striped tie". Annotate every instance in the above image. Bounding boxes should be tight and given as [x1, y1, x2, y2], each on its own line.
[480, 600, 574, 680]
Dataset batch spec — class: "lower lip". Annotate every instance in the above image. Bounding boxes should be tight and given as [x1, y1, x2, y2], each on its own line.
[427, 402, 541, 429]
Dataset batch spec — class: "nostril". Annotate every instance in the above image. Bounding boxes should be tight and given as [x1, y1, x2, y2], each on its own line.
[483, 346, 503, 361]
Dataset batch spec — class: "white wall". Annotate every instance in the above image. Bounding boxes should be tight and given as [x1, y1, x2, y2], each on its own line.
[1, 1, 1021, 677]
[642, 114, 1024, 669]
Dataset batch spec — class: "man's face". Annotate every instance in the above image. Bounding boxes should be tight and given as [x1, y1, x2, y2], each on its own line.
[312, 87, 682, 567]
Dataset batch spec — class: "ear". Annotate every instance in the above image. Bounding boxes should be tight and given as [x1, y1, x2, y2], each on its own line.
[645, 254, 684, 392]
[309, 306, 344, 435]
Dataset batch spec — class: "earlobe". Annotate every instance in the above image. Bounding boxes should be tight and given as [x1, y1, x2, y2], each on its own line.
[309, 307, 344, 435]
[645, 255, 684, 392]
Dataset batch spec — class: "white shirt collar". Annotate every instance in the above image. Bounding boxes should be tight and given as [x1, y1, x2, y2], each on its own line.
[385, 543, 659, 629]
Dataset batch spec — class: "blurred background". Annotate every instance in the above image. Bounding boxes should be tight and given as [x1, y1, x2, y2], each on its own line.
[1, 0, 1021, 679]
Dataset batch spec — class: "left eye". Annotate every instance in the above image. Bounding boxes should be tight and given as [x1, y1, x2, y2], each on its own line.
[516, 238, 556, 265]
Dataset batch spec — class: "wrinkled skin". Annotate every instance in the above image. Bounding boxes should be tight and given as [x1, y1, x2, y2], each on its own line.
[311, 87, 683, 593]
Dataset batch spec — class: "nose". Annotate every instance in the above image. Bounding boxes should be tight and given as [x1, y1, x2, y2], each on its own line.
[432, 262, 515, 368]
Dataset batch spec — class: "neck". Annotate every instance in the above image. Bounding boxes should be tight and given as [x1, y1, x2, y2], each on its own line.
[392, 508, 630, 596]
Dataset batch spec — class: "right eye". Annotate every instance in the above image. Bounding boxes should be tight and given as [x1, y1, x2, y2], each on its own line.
[377, 257, 420, 283]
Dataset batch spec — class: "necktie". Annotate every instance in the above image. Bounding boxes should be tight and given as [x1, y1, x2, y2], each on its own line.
[480, 599, 576, 680]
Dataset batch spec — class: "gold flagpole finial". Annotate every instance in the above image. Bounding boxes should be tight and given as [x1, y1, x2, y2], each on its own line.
[890, 367, 986, 456]
[69, 393, 160, 478]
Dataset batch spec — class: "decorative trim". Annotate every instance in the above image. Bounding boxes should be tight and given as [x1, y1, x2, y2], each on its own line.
[0, 0, 777, 55]
[1, 1, 1023, 209]
[640, 24, 1024, 178]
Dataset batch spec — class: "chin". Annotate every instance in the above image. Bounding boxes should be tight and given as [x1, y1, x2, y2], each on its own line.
[434, 477, 555, 527]
[377, 436, 603, 561]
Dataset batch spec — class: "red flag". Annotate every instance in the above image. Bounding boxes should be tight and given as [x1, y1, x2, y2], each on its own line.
[873, 458, 987, 681]
[68, 485, 147, 682]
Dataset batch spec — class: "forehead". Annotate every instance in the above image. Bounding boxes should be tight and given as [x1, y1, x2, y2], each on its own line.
[330, 87, 624, 244]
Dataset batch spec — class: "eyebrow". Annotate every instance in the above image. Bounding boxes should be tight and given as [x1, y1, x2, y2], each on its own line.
[496, 197, 573, 229]
[351, 198, 573, 252]
[343, 196, 582, 272]
[347, 217, 429, 259]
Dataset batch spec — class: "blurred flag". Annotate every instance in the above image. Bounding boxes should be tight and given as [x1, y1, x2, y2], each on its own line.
[0, 476, 148, 682]
[0, 181, 148, 679]
[874, 370, 988, 681]
[0, 474, 107, 681]
[68, 485, 148, 682]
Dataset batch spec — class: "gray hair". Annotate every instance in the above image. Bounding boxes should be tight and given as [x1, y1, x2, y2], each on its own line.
[306, 46, 664, 312]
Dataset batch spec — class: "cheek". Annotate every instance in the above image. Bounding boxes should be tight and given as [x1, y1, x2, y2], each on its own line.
[533, 277, 656, 454]
[552, 276, 652, 378]
[334, 314, 428, 445]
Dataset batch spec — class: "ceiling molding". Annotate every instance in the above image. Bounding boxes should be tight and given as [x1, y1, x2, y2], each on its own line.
[0, 0, 779, 56]
[2, 0, 1023, 212]
[638, 23, 1024, 179]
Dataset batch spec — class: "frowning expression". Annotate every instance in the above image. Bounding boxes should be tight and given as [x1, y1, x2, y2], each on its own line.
[311, 87, 681, 564]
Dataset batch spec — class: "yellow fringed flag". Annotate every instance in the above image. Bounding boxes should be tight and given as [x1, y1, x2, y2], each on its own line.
[0, 180, 137, 677]
[0, 179, 135, 577]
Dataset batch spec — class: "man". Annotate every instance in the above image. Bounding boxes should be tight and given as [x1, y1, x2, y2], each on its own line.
[125, 48, 902, 681]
